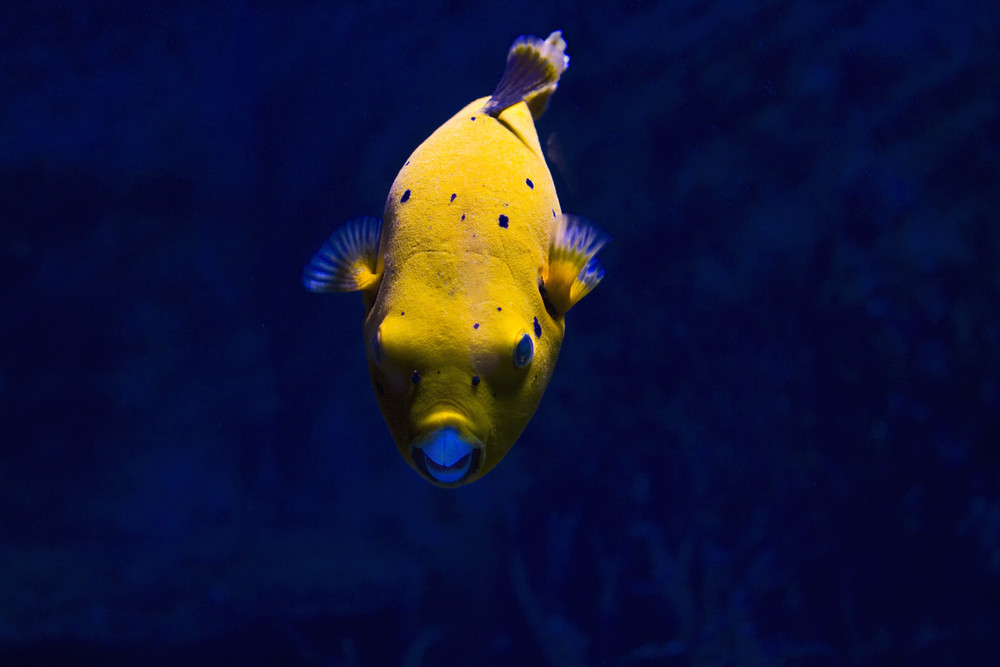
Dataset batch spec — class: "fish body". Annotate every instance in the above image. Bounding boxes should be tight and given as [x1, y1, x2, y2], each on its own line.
[304, 32, 607, 486]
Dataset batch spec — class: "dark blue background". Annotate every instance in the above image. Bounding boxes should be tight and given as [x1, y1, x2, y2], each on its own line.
[2, 1, 998, 664]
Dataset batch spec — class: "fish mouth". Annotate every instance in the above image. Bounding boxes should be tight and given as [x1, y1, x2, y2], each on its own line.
[411, 424, 482, 486]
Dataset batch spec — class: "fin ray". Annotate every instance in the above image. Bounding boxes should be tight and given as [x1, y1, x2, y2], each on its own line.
[302, 216, 381, 293]
[544, 214, 610, 314]
[483, 31, 569, 120]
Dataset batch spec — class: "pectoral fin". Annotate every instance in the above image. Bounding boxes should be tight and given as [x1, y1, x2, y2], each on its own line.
[543, 214, 610, 315]
[302, 216, 382, 293]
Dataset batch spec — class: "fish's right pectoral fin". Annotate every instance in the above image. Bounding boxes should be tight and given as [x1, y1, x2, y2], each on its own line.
[302, 216, 382, 293]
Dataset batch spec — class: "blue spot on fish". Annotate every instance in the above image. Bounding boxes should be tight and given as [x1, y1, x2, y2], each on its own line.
[401, 189, 411, 203]
[498, 214, 509, 228]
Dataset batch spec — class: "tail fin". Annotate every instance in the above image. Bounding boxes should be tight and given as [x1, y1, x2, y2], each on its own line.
[483, 31, 569, 120]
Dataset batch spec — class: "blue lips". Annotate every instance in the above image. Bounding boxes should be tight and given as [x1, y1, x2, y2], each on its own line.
[417, 427, 476, 484]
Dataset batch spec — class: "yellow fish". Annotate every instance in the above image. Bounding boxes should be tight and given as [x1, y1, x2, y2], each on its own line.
[303, 31, 608, 486]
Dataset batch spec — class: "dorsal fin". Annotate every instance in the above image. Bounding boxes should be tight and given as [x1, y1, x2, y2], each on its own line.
[483, 31, 569, 120]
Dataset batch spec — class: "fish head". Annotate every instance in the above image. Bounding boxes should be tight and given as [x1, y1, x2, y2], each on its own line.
[363, 267, 564, 487]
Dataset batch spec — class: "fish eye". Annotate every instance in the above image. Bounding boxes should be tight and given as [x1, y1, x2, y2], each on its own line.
[371, 327, 382, 363]
[513, 332, 534, 368]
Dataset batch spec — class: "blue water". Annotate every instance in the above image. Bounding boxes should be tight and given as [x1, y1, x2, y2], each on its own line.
[2, 1, 998, 664]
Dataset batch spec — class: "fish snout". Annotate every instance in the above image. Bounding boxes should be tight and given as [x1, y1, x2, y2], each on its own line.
[413, 427, 481, 486]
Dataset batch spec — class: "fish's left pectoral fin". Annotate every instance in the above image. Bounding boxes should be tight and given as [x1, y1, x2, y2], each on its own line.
[302, 216, 382, 293]
[543, 214, 610, 315]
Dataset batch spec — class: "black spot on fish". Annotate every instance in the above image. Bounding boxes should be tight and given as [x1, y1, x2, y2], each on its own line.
[461, 214, 466, 221]
[471, 375, 481, 386]
[473, 322, 480, 329]
[526, 178, 534, 189]
[401, 311, 405, 316]
[400, 189, 411, 203]
[497, 306, 502, 311]
[498, 214, 509, 228]
[450, 193, 457, 202]
[533, 316, 541, 338]
[411, 370, 421, 384]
